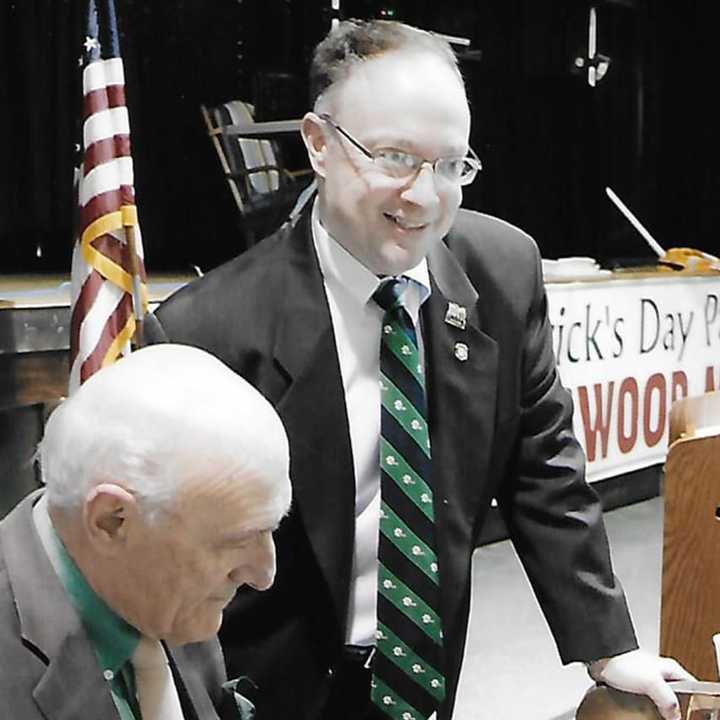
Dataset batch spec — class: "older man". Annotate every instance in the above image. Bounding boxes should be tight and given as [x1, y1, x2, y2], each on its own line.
[149, 19, 689, 720]
[0, 344, 291, 719]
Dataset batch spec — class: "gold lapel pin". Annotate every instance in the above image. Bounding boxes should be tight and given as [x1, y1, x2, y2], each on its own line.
[454, 342, 469, 362]
[444, 302, 467, 330]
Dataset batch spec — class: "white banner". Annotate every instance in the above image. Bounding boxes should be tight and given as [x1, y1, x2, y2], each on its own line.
[546, 275, 720, 482]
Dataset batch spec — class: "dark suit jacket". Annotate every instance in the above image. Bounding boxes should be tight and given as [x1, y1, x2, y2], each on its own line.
[151, 207, 638, 719]
[0, 491, 236, 720]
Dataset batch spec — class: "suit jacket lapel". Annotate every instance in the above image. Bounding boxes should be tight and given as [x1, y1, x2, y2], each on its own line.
[167, 645, 220, 720]
[425, 240, 499, 620]
[33, 639, 119, 720]
[267, 218, 500, 642]
[0, 492, 119, 720]
[272, 216, 356, 643]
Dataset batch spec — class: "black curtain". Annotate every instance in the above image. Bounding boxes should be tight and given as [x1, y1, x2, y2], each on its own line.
[1, 1, 717, 274]
[0, 0, 259, 274]
[343, 0, 717, 262]
[655, 0, 718, 254]
[1, 0, 82, 272]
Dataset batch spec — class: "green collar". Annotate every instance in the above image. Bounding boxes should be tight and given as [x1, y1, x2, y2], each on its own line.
[33, 496, 140, 674]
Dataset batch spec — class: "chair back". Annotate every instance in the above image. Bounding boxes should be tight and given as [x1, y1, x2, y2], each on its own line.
[200, 100, 309, 247]
[661, 391, 720, 680]
[669, 389, 720, 444]
[213, 101, 283, 195]
[201, 101, 287, 207]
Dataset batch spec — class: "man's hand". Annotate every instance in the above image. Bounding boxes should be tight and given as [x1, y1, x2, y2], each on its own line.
[587, 649, 694, 720]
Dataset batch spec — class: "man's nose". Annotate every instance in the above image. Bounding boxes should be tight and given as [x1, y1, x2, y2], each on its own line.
[400, 162, 441, 208]
[231, 532, 277, 591]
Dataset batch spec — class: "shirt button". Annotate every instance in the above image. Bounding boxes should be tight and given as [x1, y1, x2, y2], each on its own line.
[103, 669, 114, 681]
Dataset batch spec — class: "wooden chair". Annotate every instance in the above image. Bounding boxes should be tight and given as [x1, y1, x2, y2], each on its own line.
[661, 390, 720, 680]
[669, 390, 720, 444]
[201, 100, 312, 248]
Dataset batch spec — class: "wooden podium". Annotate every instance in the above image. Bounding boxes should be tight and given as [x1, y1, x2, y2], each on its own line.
[660, 391, 720, 680]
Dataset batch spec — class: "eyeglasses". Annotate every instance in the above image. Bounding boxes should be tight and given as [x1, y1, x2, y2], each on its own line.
[319, 113, 481, 186]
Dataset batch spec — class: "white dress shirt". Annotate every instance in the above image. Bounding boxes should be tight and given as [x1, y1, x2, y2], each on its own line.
[311, 201, 431, 646]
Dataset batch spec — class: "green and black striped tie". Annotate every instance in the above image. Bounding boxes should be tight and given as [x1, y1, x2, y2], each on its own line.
[371, 277, 445, 720]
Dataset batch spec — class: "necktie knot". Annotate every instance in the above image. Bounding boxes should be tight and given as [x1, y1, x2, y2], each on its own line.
[373, 277, 410, 313]
[132, 637, 167, 670]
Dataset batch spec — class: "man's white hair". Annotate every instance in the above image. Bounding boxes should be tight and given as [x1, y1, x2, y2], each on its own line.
[38, 344, 290, 522]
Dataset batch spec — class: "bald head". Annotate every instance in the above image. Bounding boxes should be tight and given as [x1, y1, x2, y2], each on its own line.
[40, 344, 290, 520]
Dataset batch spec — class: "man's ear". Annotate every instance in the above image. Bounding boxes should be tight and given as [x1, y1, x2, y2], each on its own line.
[83, 483, 139, 554]
[301, 112, 329, 178]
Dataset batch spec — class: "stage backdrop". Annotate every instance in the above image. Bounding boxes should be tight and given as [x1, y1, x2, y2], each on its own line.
[547, 275, 720, 482]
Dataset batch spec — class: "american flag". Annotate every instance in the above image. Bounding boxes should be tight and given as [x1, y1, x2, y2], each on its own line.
[69, 0, 147, 393]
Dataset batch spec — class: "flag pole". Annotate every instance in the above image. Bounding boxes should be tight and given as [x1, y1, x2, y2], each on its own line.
[124, 220, 145, 348]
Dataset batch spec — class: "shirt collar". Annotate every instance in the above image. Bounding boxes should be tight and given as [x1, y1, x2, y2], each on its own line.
[311, 199, 432, 312]
[33, 495, 140, 673]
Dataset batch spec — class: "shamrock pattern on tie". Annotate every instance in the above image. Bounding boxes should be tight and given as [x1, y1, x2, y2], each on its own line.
[371, 277, 445, 720]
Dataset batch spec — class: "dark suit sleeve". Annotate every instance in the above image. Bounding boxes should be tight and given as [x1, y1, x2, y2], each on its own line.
[142, 310, 169, 344]
[497, 241, 638, 664]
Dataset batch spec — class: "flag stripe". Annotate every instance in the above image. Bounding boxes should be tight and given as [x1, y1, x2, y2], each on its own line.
[83, 106, 130, 150]
[92, 233, 135, 274]
[76, 280, 126, 361]
[84, 83, 126, 119]
[101, 313, 135, 369]
[70, 269, 104, 368]
[79, 156, 134, 206]
[80, 292, 134, 382]
[80, 187, 134, 228]
[83, 134, 131, 176]
[71, 279, 126, 387]
[83, 56, 124, 93]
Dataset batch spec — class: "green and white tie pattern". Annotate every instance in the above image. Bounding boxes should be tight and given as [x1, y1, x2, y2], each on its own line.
[371, 277, 445, 720]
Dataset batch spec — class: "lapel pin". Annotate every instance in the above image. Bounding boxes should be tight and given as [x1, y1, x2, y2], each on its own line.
[454, 342, 469, 362]
[444, 302, 467, 330]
